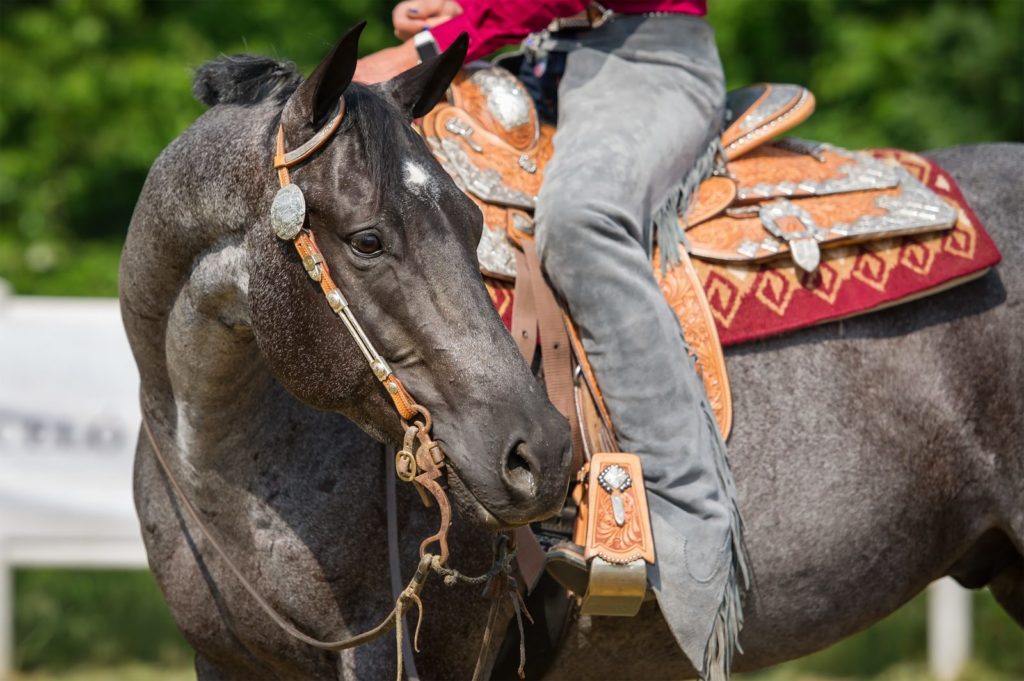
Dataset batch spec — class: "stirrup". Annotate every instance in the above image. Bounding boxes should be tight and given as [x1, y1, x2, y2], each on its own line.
[546, 453, 657, 617]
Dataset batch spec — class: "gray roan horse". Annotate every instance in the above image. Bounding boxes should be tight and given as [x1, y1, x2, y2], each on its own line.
[120, 25, 1023, 680]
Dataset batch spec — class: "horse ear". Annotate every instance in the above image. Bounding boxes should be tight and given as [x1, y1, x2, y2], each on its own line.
[383, 33, 468, 119]
[288, 21, 365, 127]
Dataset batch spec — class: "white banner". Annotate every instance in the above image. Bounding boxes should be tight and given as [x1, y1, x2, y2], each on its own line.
[0, 296, 145, 564]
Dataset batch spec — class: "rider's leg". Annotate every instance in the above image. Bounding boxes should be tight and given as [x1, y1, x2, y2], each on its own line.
[533, 15, 747, 680]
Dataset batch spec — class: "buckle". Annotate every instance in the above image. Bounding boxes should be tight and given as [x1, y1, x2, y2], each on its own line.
[588, 2, 614, 28]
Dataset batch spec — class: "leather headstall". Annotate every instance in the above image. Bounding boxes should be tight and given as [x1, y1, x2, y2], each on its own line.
[269, 98, 419, 422]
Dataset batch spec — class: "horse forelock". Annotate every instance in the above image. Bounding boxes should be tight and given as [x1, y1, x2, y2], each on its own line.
[340, 84, 406, 212]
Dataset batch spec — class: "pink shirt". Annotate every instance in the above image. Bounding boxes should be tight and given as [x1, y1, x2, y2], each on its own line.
[430, 1, 707, 62]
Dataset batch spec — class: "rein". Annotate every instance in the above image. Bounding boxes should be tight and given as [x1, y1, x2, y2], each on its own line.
[140, 95, 529, 680]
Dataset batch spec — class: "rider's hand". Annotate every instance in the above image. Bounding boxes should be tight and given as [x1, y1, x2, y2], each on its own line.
[392, 0, 464, 41]
[353, 39, 420, 85]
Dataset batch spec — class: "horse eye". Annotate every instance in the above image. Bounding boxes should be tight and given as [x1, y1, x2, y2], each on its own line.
[349, 230, 383, 256]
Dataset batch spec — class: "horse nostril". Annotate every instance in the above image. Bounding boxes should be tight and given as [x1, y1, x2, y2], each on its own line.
[504, 441, 537, 497]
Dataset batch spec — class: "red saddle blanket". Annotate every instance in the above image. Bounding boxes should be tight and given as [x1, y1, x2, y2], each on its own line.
[484, 149, 1001, 346]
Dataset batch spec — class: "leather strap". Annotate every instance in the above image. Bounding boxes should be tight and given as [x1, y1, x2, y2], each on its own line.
[274, 127, 419, 421]
[563, 318, 616, 445]
[510, 248, 538, 366]
[506, 239, 581, 594]
[141, 406, 431, 654]
[519, 239, 584, 472]
[388, 451, 421, 681]
[274, 100, 347, 171]
[513, 525, 546, 593]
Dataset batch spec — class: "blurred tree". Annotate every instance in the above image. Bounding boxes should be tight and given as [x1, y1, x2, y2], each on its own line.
[709, 0, 1024, 149]
[0, 0, 394, 295]
[0, 0, 1021, 298]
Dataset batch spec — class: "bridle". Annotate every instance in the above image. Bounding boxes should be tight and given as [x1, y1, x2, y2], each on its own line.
[141, 93, 530, 680]
[269, 99, 456, 564]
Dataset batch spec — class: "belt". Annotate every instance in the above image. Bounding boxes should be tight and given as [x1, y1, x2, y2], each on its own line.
[547, 2, 614, 32]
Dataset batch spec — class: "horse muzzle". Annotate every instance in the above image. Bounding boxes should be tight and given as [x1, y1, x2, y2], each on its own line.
[438, 409, 572, 530]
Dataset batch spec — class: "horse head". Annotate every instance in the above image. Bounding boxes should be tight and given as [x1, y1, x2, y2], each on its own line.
[246, 24, 572, 529]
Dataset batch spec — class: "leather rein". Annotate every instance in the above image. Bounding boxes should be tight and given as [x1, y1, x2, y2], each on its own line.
[141, 96, 525, 680]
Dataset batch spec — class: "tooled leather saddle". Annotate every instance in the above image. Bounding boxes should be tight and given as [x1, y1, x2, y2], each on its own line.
[420, 67, 961, 438]
[415, 65, 969, 619]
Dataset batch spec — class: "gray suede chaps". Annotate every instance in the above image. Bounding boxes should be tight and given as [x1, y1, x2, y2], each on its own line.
[524, 14, 749, 678]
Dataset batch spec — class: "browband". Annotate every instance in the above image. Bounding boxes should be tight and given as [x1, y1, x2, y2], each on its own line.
[274, 99, 346, 174]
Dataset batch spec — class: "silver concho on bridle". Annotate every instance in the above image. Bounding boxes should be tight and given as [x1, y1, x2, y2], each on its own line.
[271, 183, 306, 240]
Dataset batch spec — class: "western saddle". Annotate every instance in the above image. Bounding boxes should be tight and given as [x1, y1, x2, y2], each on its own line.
[416, 65, 958, 617]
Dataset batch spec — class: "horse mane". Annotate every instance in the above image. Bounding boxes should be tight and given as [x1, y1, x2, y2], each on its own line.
[192, 55, 302, 107]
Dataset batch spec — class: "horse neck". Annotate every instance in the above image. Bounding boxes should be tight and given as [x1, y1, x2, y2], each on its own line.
[125, 103, 288, 477]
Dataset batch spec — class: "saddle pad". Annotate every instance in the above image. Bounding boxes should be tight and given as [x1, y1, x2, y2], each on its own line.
[484, 150, 1000, 349]
[695, 150, 1002, 345]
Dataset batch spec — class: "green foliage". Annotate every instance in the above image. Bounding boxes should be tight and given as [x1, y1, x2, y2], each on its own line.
[14, 569, 192, 671]
[1, 0, 1022, 298]
[0, 0, 395, 297]
[709, 0, 1024, 151]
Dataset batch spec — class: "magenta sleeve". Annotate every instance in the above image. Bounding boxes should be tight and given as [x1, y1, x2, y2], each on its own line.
[429, 0, 590, 62]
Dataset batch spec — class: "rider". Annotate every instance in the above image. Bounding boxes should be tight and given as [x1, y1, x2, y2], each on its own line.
[355, 2, 748, 678]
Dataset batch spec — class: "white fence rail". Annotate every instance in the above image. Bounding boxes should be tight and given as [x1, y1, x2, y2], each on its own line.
[0, 293, 973, 678]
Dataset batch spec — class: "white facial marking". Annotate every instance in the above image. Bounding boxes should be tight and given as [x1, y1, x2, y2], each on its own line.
[404, 160, 429, 187]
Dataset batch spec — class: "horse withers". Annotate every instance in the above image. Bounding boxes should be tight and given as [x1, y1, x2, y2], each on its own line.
[120, 24, 571, 678]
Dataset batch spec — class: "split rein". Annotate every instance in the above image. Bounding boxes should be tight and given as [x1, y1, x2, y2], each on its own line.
[140, 96, 528, 679]
[141, 413, 518, 679]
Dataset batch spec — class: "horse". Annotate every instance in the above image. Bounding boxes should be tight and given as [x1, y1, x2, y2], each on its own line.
[119, 26, 1023, 680]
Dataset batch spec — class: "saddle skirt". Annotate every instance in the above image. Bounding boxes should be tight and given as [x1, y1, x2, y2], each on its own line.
[418, 65, 999, 443]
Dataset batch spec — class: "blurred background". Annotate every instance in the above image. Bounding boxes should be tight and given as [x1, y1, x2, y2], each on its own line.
[0, 0, 1021, 679]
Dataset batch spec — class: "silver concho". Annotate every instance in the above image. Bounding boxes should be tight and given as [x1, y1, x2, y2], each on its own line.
[271, 184, 306, 241]
[598, 464, 633, 527]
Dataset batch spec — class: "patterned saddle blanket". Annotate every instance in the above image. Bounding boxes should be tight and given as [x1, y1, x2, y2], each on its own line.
[417, 67, 1001, 439]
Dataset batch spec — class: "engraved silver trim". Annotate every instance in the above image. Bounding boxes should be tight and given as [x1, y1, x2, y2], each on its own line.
[477, 225, 517, 279]
[598, 464, 632, 493]
[736, 147, 901, 201]
[518, 154, 537, 174]
[736, 164, 957, 269]
[510, 211, 534, 235]
[726, 88, 811, 154]
[439, 138, 535, 209]
[444, 117, 483, 152]
[738, 84, 805, 134]
[469, 68, 534, 132]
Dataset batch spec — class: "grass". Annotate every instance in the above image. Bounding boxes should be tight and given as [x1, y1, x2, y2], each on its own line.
[13, 570, 192, 673]
[9, 663, 194, 681]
